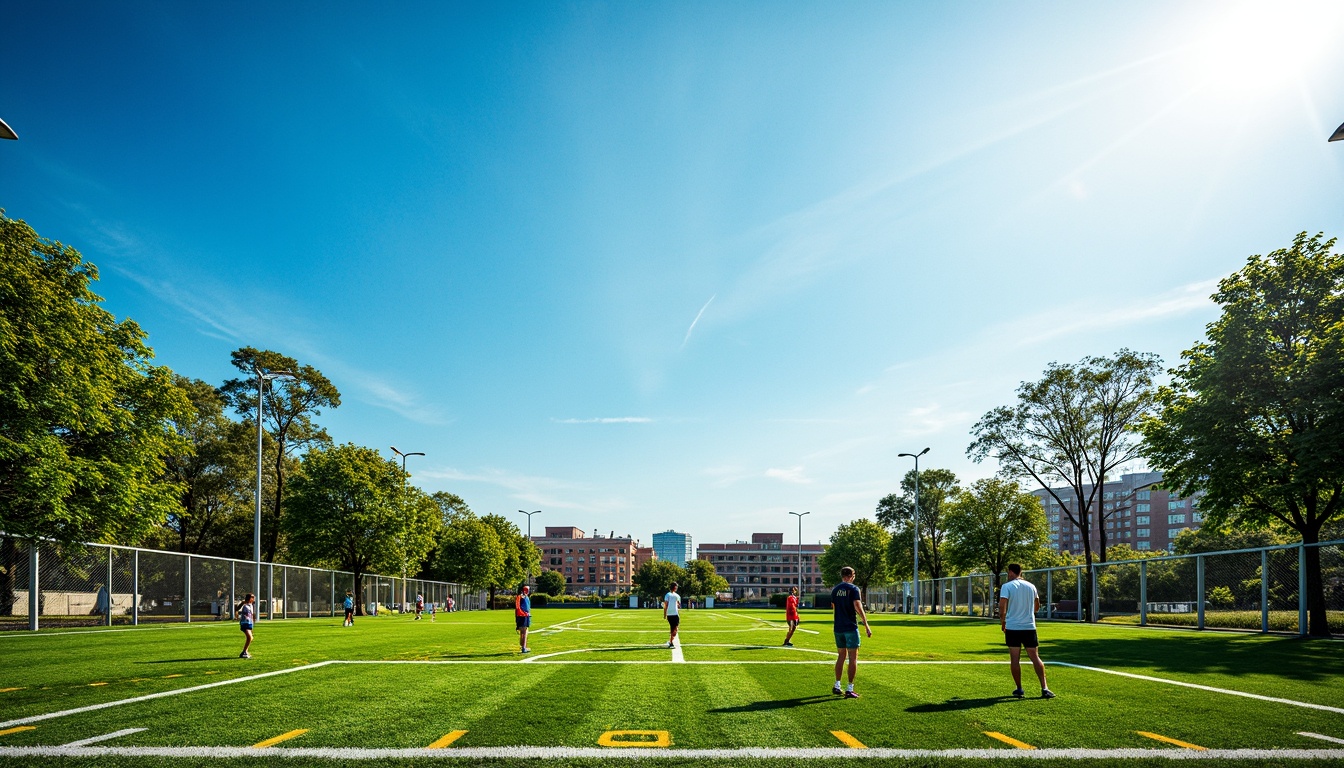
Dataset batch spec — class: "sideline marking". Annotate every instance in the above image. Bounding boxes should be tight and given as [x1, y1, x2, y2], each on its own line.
[253, 729, 308, 748]
[831, 731, 866, 749]
[0, 661, 335, 730]
[162, 674, 183, 679]
[1052, 662, 1344, 715]
[88, 683, 107, 687]
[0, 688, 21, 693]
[984, 732, 1035, 750]
[0, 727, 36, 737]
[1301, 733, 1344, 746]
[426, 731, 467, 749]
[63, 728, 146, 747]
[1138, 732, 1206, 751]
[597, 731, 671, 748]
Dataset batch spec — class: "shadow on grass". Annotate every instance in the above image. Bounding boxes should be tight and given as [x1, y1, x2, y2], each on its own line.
[905, 695, 1017, 712]
[135, 657, 238, 663]
[1048, 633, 1344, 683]
[709, 695, 837, 713]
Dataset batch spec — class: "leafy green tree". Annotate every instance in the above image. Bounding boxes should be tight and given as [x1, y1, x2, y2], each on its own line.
[433, 510, 504, 595]
[682, 558, 729, 599]
[945, 478, 1051, 610]
[633, 559, 683, 602]
[479, 514, 539, 605]
[219, 348, 340, 563]
[282, 444, 437, 615]
[818, 519, 890, 599]
[877, 468, 959, 606]
[1140, 232, 1344, 636]
[535, 569, 567, 597]
[0, 214, 191, 614]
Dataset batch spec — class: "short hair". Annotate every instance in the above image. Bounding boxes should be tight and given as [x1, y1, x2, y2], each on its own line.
[1007, 563, 1023, 575]
[670, 581, 679, 590]
[840, 566, 855, 578]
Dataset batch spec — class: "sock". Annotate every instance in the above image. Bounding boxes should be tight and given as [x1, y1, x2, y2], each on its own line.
[847, 683, 854, 692]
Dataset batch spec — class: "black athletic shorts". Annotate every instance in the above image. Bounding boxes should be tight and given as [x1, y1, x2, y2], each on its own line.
[1004, 629, 1039, 648]
[667, 615, 680, 628]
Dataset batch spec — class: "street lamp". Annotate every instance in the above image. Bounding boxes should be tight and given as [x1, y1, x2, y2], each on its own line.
[1330, 122, 1344, 142]
[898, 447, 930, 616]
[391, 446, 425, 611]
[517, 510, 541, 539]
[788, 511, 810, 599]
[0, 118, 17, 140]
[254, 369, 296, 618]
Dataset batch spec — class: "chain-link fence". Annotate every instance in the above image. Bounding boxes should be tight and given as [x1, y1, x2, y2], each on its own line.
[866, 540, 1344, 636]
[0, 534, 486, 630]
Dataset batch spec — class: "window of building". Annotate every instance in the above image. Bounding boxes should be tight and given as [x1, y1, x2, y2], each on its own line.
[1137, 491, 1151, 500]
[1137, 541, 1151, 551]
[1137, 503, 1150, 512]
[1192, 512, 1203, 523]
[1168, 514, 1186, 524]
[1169, 499, 1187, 510]
[1169, 527, 1185, 538]
[1137, 528, 1150, 537]
[1137, 516, 1149, 525]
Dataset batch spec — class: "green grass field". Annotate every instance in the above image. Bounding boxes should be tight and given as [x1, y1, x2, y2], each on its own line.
[2, 608, 1343, 767]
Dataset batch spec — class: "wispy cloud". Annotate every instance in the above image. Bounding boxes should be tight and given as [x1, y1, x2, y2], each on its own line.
[552, 417, 654, 424]
[765, 466, 813, 484]
[681, 294, 716, 348]
[419, 466, 627, 514]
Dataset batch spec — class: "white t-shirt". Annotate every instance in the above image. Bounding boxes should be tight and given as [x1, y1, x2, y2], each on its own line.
[1000, 578, 1038, 630]
[664, 592, 681, 616]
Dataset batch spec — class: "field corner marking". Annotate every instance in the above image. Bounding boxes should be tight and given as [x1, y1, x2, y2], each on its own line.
[62, 727, 147, 747]
[1299, 732, 1344, 746]
[597, 730, 671, 748]
[0, 727, 36, 737]
[252, 729, 309, 748]
[1137, 731, 1207, 751]
[426, 730, 468, 749]
[984, 731, 1036, 750]
[831, 730, 867, 749]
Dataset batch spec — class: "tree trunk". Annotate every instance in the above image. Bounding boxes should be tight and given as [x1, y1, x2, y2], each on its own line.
[1302, 527, 1330, 637]
[1080, 536, 1095, 623]
[0, 537, 16, 617]
[353, 571, 365, 616]
[268, 444, 285, 563]
[489, 586, 497, 608]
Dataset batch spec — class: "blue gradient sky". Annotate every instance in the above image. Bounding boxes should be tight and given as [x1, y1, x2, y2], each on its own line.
[3, 2, 1342, 546]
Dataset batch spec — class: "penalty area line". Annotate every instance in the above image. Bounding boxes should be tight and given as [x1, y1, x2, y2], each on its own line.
[1050, 661, 1344, 715]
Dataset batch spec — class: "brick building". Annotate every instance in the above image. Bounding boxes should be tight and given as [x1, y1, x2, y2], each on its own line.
[696, 532, 827, 601]
[1032, 471, 1205, 555]
[532, 527, 639, 596]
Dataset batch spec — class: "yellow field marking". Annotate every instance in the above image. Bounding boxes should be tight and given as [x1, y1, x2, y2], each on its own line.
[252, 729, 309, 748]
[162, 674, 183, 679]
[0, 726, 37, 737]
[1137, 731, 1206, 750]
[597, 730, 671, 748]
[426, 730, 468, 749]
[205, 671, 218, 675]
[830, 730, 867, 748]
[984, 731, 1036, 749]
[0, 688, 22, 693]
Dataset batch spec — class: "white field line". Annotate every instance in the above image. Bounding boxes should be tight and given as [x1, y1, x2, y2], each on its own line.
[1300, 733, 1344, 745]
[671, 643, 684, 663]
[0, 624, 235, 639]
[0, 661, 335, 730]
[62, 728, 147, 746]
[1051, 662, 1344, 715]
[2, 746, 1344, 760]
[557, 628, 821, 634]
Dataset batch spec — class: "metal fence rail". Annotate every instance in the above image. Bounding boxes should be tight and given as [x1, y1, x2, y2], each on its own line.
[0, 534, 486, 631]
[867, 540, 1344, 636]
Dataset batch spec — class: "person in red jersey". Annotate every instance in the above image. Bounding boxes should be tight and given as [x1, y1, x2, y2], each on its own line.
[783, 586, 801, 647]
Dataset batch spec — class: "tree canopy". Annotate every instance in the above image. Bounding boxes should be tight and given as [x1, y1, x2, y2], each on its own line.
[945, 478, 1051, 604]
[818, 519, 890, 598]
[535, 569, 566, 597]
[877, 468, 959, 592]
[633, 559, 685, 602]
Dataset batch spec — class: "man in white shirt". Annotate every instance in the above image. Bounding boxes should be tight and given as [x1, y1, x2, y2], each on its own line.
[663, 582, 682, 648]
[998, 563, 1055, 699]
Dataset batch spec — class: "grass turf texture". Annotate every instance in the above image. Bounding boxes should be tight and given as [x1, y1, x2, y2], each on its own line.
[1, 609, 1342, 767]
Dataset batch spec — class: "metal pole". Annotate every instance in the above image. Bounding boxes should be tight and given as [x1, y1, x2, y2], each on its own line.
[1075, 566, 1083, 623]
[185, 555, 192, 623]
[330, 570, 336, 617]
[307, 568, 313, 619]
[913, 457, 920, 614]
[255, 370, 264, 612]
[1045, 570, 1053, 620]
[282, 567, 288, 619]
[133, 550, 140, 626]
[1260, 549, 1269, 633]
[1196, 554, 1205, 630]
[1140, 561, 1148, 627]
[229, 560, 235, 621]
[1298, 543, 1308, 637]
[1091, 564, 1099, 623]
[29, 542, 39, 631]
[106, 546, 114, 627]
[268, 563, 274, 620]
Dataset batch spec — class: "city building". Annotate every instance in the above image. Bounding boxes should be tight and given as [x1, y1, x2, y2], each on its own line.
[696, 533, 827, 601]
[532, 527, 640, 596]
[1031, 471, 1205, 555]
[651, 530, 693, 568]
[634, 546, 657, 574]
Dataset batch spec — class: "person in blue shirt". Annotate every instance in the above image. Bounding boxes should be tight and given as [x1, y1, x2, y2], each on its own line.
[515, 585, 532, 653]
[831, 566, 870, 698]
[343, 591, 355, 626]
[998, 563, 1055, 699]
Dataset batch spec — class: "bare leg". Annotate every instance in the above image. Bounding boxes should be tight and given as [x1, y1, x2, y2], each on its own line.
[241, 629, 253, 655]
[846, 648, 858, 683]
[519, 627, 528, 650]
[1026, 647, 1048, 690]
[784, 621, 797, 644]
[1008, 646, 1023, 689]
[834, 649, 845, 684]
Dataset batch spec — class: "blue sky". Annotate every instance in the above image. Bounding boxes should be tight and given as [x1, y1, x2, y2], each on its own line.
[3, 1, 1342, 547]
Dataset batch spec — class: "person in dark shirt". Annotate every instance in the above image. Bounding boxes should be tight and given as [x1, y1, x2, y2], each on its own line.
[831, 566, 870, 698]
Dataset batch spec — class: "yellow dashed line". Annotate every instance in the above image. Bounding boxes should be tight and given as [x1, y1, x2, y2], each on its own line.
[89, 682, 108, 687]
[1138, 731, 1206, 750]
[252, 729, 309, 748]
[426, 730, 468, 749]
[984, 731, 1036, 750]
[0, 726, 37, 737]
[204, 671, 218, 675]
[162, 674, 183, 679]
[0, 688, 23, 693]
[831, 730, 867, 749]
[597, 730, 671, 748]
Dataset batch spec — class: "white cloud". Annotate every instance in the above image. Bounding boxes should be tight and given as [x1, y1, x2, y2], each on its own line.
[765, 466, 813, 485]
[552, 417, 654, 424]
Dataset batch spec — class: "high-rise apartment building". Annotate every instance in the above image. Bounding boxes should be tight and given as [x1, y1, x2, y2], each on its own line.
[651, 530, 693, 568]
[532, 526, 639, 596]
[696, 533, 827, 601]
[1032, 471, 1205, 554]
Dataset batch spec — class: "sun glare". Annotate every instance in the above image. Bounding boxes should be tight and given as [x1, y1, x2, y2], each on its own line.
[1182, 0, 1343, 97]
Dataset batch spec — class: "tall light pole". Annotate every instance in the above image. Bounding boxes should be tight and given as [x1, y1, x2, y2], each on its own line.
[898, 447, 929, 616]
[1330, 122, 1344, 142]
[391, 446, 425, 611]
[788, 511, 810, 598]
[517, 510, 541, 539]
[255, 369, 296, 617]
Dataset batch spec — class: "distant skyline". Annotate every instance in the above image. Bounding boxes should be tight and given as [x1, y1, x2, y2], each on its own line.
[3, 1, 1342, 545]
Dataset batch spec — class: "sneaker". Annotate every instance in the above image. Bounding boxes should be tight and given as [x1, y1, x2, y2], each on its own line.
[832, 684, 843, 696]
[844, 690, 860, 699]
[521, 647, 531, 653]
[668, 641, 675, 648]
[240, 652, 251, 659]
[1041, 690, 1056, 699]
[1012, 688, 1024, 699]
[783, 642, 794, 647]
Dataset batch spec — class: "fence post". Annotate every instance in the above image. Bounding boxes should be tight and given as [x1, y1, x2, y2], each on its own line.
[28, 542, 39, 631]
[1046, 570, 1053, 619]
[132, 549, 140, 626]
[1195, 554, 1205, 631]
[968, 575, 974, 617]
[1075, 566, 1083, 623]
[106, 546, 114, 627]
[1139, 560, 1147, 627]
[229, 561, 236, 621]
[1091, 564, 1099, 623]
[282, 567, 288, 619]
[307, 569, 313, 619]
[185, 554, 192, 623]
[1260, 549, 1269, 633]
[1298, 543, 1308, 637]
[268, 563, 274, 620]
[330, 572, 335, 617]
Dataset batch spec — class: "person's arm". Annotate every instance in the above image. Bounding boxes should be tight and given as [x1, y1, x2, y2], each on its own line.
[998, 597, 1009, 631]
[663, 597, 668, 618]
[853, 596, 871, 637]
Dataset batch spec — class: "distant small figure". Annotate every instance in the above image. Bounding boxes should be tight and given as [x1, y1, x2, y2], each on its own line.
[428, 600, 436, 622]
[447, 596, 455, 613]
[515, 585, 532, 653]
[783, 586, 800, 647]
[664, 582, 682, 648]
[237, 593, 256, 659]
[415, 592, 425, 621]
[343, 591, 355, 627]
[999, 564, 1054, 699]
